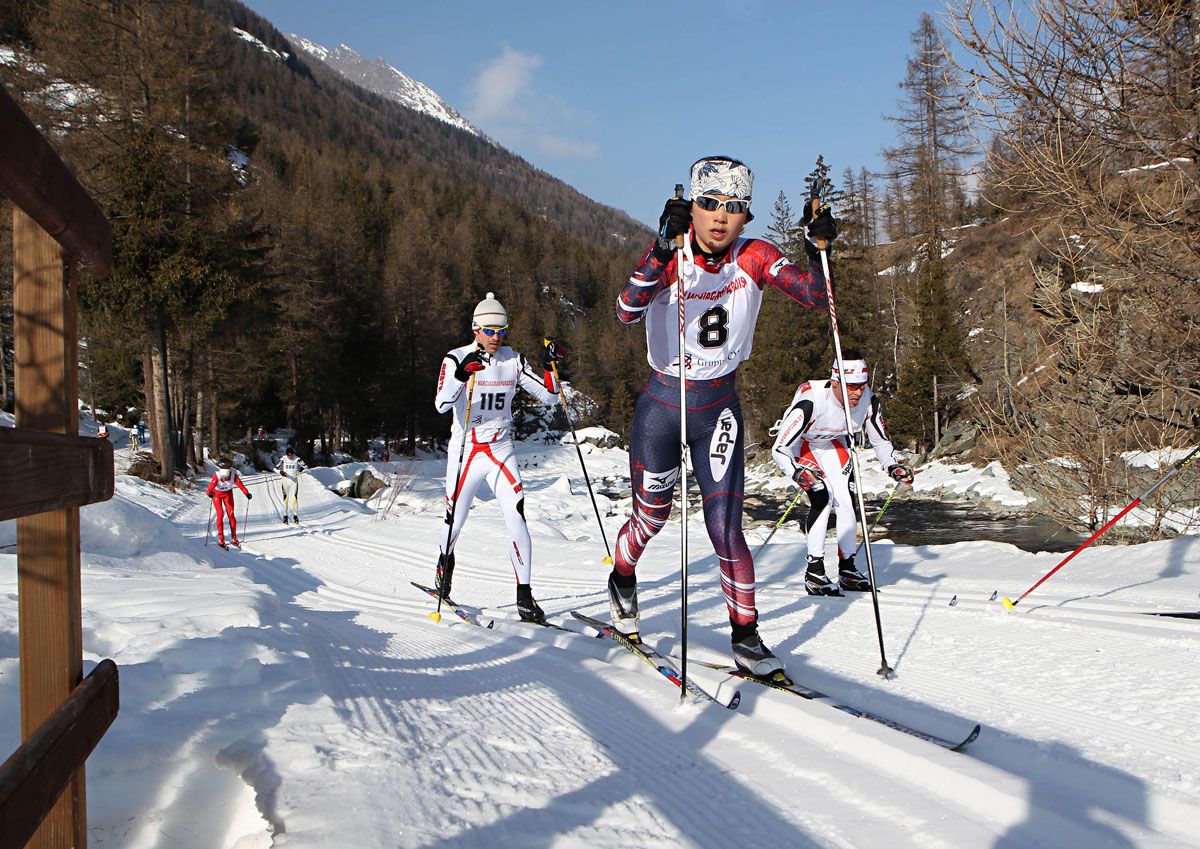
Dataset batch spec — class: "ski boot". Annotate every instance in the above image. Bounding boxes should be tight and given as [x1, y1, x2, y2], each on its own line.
[731, 620, 786, 678]
[292, 515, 300, 525]
[516, 583, 546, 624]
[218, 541, 229, 550]
[838, 557, 872, 592]
[231, 538, 242, 548]
[434, 552, 455, 599]
[607, 568, 639, 634]
[804, 555, 842, 596]
[282, 516, 289, 524]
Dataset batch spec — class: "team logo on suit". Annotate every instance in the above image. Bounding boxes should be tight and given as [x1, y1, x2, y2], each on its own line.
[709, 408, 738, 482]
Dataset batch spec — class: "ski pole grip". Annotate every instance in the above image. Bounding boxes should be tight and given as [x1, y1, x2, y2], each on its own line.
[809, 197, 828, 251]
[673, 183, 686, 249]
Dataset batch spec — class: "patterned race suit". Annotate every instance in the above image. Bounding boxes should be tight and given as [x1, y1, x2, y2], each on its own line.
[206, 469, 250, 546]
[614, 232, 826, 625]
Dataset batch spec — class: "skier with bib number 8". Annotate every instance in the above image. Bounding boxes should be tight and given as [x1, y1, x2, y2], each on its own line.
[611, 155, 837, 677]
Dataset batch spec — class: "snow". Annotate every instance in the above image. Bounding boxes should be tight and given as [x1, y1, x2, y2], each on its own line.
[3, 443, 1200, 848]
[1117, 157, 1192, 175]
[1071, 281, 1105, 293]
[231, 26, 290, 62]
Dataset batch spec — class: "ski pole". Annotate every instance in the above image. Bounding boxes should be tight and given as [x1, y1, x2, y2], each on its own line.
[752, 489, 806, 561]
[813, 181, 895, 680]
[243, 493, 250, 540]
[205, 498, 213, 547]
[853, 485, 901, 558]
[546, 349, 613, 566]
[1003, 444, 1200, 609]
[672, 182, 691, 701]
[431, 369, 478, 624]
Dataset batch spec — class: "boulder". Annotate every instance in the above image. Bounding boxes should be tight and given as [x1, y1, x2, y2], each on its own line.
[350, 469, 385, 499]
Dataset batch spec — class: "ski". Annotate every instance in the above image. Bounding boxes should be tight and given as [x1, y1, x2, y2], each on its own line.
[570, 612, 739, 710]
[410, 582, 488, 627]
[410, 582, 572, 632]
[699, 661, 979, 751]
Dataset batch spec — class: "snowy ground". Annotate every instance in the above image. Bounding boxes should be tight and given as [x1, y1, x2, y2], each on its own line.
[3, 439, 1200, 848]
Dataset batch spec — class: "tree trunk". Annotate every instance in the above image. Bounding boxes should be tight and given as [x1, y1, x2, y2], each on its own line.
[147, 321, 174, 482]
[208, 357, 219, 462]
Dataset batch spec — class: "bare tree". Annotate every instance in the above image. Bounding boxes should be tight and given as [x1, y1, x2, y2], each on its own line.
[947, 0, 1200, 535]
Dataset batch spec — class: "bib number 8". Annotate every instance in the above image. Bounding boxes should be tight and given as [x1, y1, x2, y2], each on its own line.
[698, 305, 729, 348]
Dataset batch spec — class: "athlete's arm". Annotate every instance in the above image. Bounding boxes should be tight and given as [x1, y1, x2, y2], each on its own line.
[516, 353, 559, 405]
[771, 396, 816, 475]
[434, 354, 465, 414]
[864, 395, 900, 469]
[615, 241, 675, 325]
[741, 240, 827, 310]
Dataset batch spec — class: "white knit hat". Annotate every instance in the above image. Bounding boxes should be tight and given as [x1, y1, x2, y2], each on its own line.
[472, 292, 507, 327]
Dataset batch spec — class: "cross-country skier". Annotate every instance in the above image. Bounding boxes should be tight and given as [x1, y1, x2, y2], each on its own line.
[206, 459, 252, 549]
[275, 446, 307, 524]
[771, 350, 914, 595]
[611, 155, 836, 676]
[433, 292, 562, 623]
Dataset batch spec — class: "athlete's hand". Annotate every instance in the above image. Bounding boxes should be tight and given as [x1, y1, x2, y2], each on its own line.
[542, 337, 565, 369]
[888, 464, 915, 485]
[247, 493, 254, 500]
[454, 349, 487, 382]
[793, 464, 825, 491]
[802, 199, 837, 253]
[208, 492, 215, 499]
[654, 196, 692, 259]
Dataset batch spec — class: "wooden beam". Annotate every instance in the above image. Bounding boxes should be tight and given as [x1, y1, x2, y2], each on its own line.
[0, 428, 114, 521]
[0, 660, 119, 849]
[13, 211, 87, 849]
[0, 87, 112, 276]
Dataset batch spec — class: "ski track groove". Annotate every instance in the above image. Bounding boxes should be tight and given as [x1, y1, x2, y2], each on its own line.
[176, 473, 1200, 847]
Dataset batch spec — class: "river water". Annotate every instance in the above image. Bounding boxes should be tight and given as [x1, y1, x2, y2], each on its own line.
[742, 493, 1088, 554]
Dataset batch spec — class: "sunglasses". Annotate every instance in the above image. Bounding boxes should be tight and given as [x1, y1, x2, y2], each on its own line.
[694, 195, 751, 214]
[477, 325, 509, 337]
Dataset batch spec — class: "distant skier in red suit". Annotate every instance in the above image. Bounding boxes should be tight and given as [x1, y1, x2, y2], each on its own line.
[206, 459, 252, 548]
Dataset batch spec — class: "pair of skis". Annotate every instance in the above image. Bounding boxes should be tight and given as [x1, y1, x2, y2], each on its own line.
[412, 583, 979, 751]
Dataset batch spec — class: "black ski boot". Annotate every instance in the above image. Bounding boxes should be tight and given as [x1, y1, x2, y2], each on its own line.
[516, 583, 546, 624]
[435, 552, 455, 599]
[282, 516, 289, 524]
[838, 557, 872, 592]
[731, 620, 786, 678]
[607, 569, 639, 634]
[805, 555, 842, 596]
[292, 515, 300, 525]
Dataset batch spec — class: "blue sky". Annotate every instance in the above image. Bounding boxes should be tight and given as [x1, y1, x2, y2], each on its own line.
[243, 1, 955, 233]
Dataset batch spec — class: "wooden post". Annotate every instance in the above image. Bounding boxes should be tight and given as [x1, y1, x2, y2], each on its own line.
[12, 207, 86, 849]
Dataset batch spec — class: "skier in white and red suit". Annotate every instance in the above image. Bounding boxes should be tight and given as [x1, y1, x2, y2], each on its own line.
[433, 292, 562, 624]
[206, 459, 252, 547]
[771, 351, 914, 596]
[611, 155, 837, 676]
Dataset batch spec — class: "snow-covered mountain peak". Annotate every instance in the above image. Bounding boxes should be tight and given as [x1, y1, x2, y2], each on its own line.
[286, 34, 478, 137]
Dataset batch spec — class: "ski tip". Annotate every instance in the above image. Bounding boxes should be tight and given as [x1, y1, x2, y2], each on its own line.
[1001, 597, 1016, 610]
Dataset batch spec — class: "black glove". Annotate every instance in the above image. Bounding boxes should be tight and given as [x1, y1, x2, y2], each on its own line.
[888, 464, 915, 485]
[542, 337, 565, 369]
[247, 492, 254, 500]
[454, 349, 487, 382]
[802, 198, 837, 256]
[653, 196, 692, 261]
[208, 492, 215, 499]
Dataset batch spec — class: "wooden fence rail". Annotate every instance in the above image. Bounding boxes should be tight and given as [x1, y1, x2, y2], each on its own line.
[0, 661, 120, 849]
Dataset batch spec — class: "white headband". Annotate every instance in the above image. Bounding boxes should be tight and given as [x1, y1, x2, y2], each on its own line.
[832, 359, 870, 384]
[690, 157, 753, 200]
